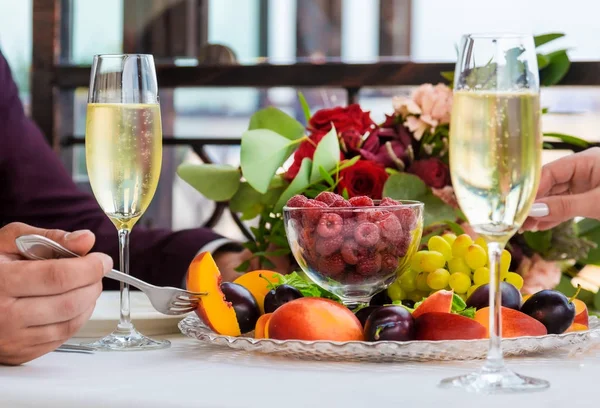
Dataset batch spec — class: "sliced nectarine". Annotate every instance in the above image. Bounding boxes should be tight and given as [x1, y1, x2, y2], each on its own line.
[474, 307, 547, 338]
[254, 313, 273, 339]
[186, 252, 241, 337]
[268, 297, 364, 341]
[573, 299, 589, 327]
[414, 312, 487, 340]
[233, 270, 282, 314]
[412, 290, 453, 318]
[566, 323, 588, 333]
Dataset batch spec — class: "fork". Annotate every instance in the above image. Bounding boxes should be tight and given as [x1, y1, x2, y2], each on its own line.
[15, 234, 206, 315]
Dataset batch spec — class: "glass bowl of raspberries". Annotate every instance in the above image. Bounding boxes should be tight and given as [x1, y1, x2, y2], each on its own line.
[283, 192, 423, 308]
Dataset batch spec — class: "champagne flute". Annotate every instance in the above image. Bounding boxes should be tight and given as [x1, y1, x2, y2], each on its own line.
[85, 54, 169, 351]
[441, 34, 548, 392]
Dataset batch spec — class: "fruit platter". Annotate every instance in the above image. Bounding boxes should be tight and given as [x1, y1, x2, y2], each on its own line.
[179, 193, 600, 362]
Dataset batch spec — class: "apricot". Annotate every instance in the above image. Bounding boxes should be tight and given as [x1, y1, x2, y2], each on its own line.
[233, 270, 283, 314]
[412, 290, 453, 318]
[254, 313, 273, 339]
[474, 307, 547, 338]
[186, 252, 241, 337]
[414, 312, 487, 340]
[268, 298, 364, 341]
[566, 299, 589, 332]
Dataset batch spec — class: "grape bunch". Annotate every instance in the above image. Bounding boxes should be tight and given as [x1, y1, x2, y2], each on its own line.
[387, 233, 524, 303]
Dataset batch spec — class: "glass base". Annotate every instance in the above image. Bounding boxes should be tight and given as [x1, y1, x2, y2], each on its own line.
[439, 366, 549, 394]
[84, 326, 171, 351]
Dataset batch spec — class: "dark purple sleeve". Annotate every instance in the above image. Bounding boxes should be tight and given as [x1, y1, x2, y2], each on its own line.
[0, 50, 224, 289]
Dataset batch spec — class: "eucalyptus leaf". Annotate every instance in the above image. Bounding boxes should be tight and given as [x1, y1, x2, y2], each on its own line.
[297, 91, 311, 123]
[577, 218, 600, 236]
[176, 163, 240, 201]
[421, 194, 457, 226]
[319, 166, 335, 186]
[310, 126, 340, 183]
[537, 53, 550, 70]
[540, 49, 570, 86]
[534, 33, 565, 48]
[248, 106, 305, 140]
[274, 158, 312, 212]
[240, 129, 300, 194]
[523, 230, 553, 254]
[543, 132, 589, 148]
[382, 173, 428, 199]
[229, 182, 263, 213]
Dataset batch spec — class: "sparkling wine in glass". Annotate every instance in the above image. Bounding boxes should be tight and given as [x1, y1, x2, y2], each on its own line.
[441, 34, 548, 392]
[85, 54, 169, 351]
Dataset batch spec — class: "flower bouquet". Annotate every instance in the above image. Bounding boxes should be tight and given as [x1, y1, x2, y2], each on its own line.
[177, 32, 600, 312]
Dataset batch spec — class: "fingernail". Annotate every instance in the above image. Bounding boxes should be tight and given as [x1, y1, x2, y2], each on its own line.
[529, 203, 549, 217]
[65, 229, 92, 240]
[90, 253, 113, 274]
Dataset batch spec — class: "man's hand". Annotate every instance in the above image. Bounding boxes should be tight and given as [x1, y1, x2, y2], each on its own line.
[0, 223, 112, 365]
[523, 148, 600, 231]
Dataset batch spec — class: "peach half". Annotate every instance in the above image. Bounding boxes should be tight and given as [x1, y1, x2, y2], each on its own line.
[414, 312, 487, 340]
[412, 290, 453, 318]
[186, 251, 241, 337]
[474, 307, 547, 338]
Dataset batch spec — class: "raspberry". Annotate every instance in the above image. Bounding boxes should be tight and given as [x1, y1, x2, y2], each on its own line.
[368, 210, 390, 223]
[316, 213, 343, 238]
[341, 240, 359, 265]
[390, 232, 411, 257]
[380, 252, 399, 275]
[342, 219, 356, 238]
[345, 271, 365, 284]
[316, 235, 343, 256]
[315, 191, 342, 206]
[379, 197, 400, 207]
[376, 212, 404, 243]
[354, 222, 380, 247]
[394, 207, 417, 231]
[298, 228, 316, 249]
[356, 253, 382, 276]
[349, 196, 374, 207]
[330, 197, 353, 218]
[287, 194, 308, 208]
[302, 199, 328, 227]
[318, 253, 346, 277]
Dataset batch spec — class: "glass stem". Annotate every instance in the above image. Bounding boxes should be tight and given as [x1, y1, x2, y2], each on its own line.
[117, 228, 133, 331]
[485, 241, 504, 371]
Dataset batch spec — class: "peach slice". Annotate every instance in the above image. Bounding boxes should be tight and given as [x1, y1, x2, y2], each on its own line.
[566, 299, 589, 332]
[565, 323, 588, 333]
[233, 270, 283, 314]
[254, 313, 273, 339]
[186, 252, 241, 337]
[268, 297, 364, 341]
[412, 290, 453, 318]
[414, 312, 487, 340]
[474, 307, 547, 338]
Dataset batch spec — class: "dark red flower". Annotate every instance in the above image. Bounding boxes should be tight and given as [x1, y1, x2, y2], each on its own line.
[309, 104, 375, 136]
[408, 158, 450, 189]
[337, 160, 389, 199]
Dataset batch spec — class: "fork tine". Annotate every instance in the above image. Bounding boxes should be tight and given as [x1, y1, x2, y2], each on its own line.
[167, 306, 196, 315]
[170, 300, 198, 308]
[177, 293, 205, 301]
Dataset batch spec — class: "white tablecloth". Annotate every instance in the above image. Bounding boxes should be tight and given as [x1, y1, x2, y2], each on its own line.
[1, 332, 599, 408]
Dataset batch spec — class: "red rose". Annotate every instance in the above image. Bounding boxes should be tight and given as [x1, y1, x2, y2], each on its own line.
[408, 158, 450, 189]
[309, 104, 375, 136]
[337, 160, 389, 199]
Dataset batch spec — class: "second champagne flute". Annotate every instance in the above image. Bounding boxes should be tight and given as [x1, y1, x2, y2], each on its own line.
[85, 54, 170, 351]
[441, 34, 548, 392]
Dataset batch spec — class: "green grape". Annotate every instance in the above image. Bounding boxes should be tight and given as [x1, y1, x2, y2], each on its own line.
[399, 270, 417, 292]
[417, 250, 446, 273]
[464, 244, 487, 270]
[410, 251, 426, 273]
[451, 234, 473, 258]
[457, 293, 467, 302]
[474, 237, 488, 257]
[416, 272, 430, 292]
[473, 267, 490, 285]
[504, 272, 524, 291]
[427, 268, 450, 290]
[442, 233, 457, 246]
[466, 284, 481, 299]
[409, 291, 428, 303]
[500, 250, 511, 274]
[448, 257, 470, 274]
[387, 280, 406, 301]
[428, 236, 453, 261]
[449, 272, 471, 294]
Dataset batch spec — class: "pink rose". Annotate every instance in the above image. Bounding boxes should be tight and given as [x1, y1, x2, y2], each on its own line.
[395, 83, 453, 140]
[519, 254, 562, 295]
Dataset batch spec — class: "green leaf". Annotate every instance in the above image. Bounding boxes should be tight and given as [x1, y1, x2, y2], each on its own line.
[297, 91, 311, 123]
[540, 49, 570, 86]
[248, 106, 305, 140]
[176, 163, 240, 201]
[523, 230, 553, 254]
[543, 132, 589, 148]
[458, 307, 476, 319]
[579, 220, 600, 265]
[577, 218, 600, 236]
[451, 293, 466, 312]
[536, 53, 550, 70]
[534, 33, 565, 48]
[229, 182, 262, 213]
[310, 126, 340, 183]
[421, 195, 457, 228]
[271, 271, 340, 301]
[440, 71, 454, 84]
[274, 158, 312, 212]
[319, 165, 335, 187]
[338, 155, 360, 171]
[594, 290, 600, 312]
[554, 274, 595, 305]
[240, 129, 300, 194]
